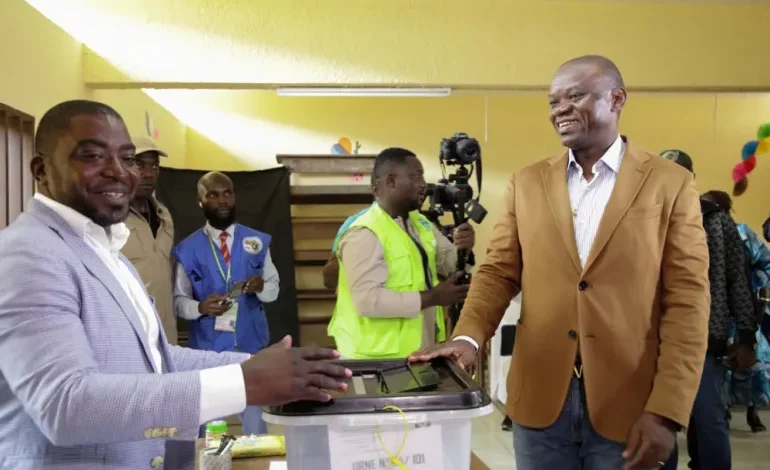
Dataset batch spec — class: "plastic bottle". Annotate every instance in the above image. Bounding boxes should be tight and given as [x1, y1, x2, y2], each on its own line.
[205, 420, 228, 448]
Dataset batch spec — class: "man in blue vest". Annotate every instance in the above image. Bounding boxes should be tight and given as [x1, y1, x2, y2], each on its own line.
[173, 171, 279, 435]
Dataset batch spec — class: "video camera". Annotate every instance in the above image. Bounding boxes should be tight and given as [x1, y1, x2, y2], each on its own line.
[422, 132, 488, 326]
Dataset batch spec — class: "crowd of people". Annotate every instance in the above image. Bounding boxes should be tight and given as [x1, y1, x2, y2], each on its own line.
[0, 54, 768, 470]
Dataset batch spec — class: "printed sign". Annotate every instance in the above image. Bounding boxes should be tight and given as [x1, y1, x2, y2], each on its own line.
[328, 422, 442, 470]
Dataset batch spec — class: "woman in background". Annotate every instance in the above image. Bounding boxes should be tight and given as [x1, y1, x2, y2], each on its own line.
[702, 191, 770, 433]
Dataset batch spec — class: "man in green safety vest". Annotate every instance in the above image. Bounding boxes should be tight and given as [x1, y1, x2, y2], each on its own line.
[328, 147, 475, 358]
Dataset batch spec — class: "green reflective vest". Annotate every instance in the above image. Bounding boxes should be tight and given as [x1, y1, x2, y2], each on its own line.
[328, 203, 446, 358]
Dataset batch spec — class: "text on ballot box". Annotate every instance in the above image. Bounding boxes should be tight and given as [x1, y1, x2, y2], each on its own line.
[328, 422, 443, 470]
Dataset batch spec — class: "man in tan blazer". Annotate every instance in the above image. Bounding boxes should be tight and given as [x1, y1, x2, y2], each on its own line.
[122, 137, 177, 344]
[410, 55, 710, 470]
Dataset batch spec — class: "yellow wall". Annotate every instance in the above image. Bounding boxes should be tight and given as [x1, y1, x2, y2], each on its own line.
[70, 0, 770, 91]
[0, 0, 87, 120]
[91, 89, 187, 168]
[0, 0, 186, 166]
[149, 90, 770, 258]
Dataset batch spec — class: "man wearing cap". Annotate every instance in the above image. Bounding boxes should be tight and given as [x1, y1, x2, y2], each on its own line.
[122, 136, 178, 345]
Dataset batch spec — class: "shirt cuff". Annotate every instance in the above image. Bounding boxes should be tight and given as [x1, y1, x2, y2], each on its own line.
[454, 335, 479, 351]
[199, 364, 247, 425]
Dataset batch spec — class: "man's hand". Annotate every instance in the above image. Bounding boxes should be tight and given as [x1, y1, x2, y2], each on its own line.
[622, 413, 677, 470]
[241, 336, 352, 405]
[243, 275, 265, 294]
[408, 339, 478, 370]
[198, 294, 230, 316]
[726, 343, 756, 372]
[425, 272, 470, 307]
[453, 223, 475, 251]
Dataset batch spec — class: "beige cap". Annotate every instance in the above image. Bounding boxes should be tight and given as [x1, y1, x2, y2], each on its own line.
[133, 136, 168, 157]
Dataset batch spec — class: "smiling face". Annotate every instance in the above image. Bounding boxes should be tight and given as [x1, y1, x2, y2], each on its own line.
[548, 61, 626, 152]
[31, 113, 138, 226]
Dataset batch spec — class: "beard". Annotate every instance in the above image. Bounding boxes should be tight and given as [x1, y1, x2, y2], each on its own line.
[203, 205, 236, 230]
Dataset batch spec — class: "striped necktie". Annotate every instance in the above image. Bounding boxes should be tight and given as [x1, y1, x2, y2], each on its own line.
[219, 231, 231, 265]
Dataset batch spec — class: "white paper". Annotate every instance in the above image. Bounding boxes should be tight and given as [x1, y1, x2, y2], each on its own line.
[328, 422, 442, 470]
[214, 302, 238, 332]
[268, 462, 287, 470]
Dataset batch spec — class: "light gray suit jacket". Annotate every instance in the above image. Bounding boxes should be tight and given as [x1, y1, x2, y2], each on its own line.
[0, 199, 249, 469]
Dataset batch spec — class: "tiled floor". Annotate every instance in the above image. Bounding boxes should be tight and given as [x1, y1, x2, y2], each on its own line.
[472, 405, 770, 469]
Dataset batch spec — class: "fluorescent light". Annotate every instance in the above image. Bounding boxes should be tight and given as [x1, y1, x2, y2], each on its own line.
[276, 87, 451, 98]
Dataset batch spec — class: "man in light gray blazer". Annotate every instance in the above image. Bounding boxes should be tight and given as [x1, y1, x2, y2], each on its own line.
[0, 100, 350, 470]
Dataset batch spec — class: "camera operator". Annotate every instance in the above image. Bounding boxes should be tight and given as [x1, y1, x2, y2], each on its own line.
[327, 147, 476, 359]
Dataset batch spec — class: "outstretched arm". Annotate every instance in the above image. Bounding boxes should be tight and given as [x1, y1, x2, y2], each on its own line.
[0, 243, 203, 446]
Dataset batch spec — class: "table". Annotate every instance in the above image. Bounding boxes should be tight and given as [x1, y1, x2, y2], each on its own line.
[194, 439, 491, 470]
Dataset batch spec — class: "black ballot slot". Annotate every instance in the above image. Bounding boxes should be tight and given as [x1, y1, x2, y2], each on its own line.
[268, 357, 491, 416]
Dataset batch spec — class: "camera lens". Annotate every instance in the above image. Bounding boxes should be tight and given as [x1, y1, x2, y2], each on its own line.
[456, 138, 480, 164]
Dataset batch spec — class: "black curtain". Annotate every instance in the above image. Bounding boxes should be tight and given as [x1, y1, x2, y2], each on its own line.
[156, 166, 298, 346]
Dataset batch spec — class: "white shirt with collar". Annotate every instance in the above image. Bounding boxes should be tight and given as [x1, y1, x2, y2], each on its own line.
[455, 135, 625, 351]
[34, 193, 246, 424]
[173, 222, 281, 321]
[567, 134, 625, 267]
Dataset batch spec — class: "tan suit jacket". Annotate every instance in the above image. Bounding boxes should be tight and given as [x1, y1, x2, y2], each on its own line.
[453, 139, 710, 443]
[122, 199, 178, 345]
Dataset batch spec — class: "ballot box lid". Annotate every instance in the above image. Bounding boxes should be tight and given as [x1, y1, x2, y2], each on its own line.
[265, 357, 491, 416]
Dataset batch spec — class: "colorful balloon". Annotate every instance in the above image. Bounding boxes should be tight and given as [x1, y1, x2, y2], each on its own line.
[331, 143, 348, 155]
[338, 137, 353, 154]
[742, 141, 758, 160]
[757, 123, 770, 141]
[732, 161, 748, 183]
[744, 154, 757, 173]
[757, 137, 770, 155]
[733, 177, 748, 197]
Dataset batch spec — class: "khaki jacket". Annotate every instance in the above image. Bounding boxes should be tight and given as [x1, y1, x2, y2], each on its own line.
[453, 139, 710, 442]
[122, 198, 177, 345]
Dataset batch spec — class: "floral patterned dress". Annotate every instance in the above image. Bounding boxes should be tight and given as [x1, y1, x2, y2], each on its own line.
[726, 223, 770, 407]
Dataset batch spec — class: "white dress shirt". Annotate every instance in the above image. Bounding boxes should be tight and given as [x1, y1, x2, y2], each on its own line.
[173, 223, 280, 321]
[456, 135, 625, 351]
[35, 194, 246, 424]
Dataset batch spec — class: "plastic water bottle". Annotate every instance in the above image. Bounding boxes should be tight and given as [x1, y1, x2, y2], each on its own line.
[205, 420, 228, 448]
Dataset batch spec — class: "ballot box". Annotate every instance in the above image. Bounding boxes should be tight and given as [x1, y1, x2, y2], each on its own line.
[262, 357, 493, 470]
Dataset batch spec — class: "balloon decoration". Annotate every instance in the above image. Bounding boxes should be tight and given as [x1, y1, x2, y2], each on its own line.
[732, 123, 770, 196]
[332, 137, 359, 155]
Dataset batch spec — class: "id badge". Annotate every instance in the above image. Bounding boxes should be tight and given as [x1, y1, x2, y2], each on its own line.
[214, 302, 238, 332]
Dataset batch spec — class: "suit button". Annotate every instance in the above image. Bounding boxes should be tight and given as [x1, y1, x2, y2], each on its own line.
[568, 330, 577, 339]
[578, 281, 589, 291]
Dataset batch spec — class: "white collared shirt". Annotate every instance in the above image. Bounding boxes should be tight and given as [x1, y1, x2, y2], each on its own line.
[173, 222, 280, 321]
[34, 193, 164, 374]
[455, 136, 625, 351]
[567, 135, 625, 267]
[35, 193, 246, 424]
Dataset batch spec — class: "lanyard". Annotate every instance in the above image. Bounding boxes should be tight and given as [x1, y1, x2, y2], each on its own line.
[207, 233, 232, 288]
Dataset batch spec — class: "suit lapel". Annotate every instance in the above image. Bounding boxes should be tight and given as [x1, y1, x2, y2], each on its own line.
[583, 142, 651, 271]
[542, 152, 582, 274]
[27, 200, 159, 372]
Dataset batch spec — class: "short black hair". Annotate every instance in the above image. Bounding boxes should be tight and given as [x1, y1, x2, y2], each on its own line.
[559, 55, 625, 89]
[35, 100, 123, 157]
[660, 149, 694, 173]
[371, 147, 417, 184]
[702, 190, 733, 212]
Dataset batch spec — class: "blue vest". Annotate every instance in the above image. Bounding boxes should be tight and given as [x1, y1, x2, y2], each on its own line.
[172, 224, 272, 354]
